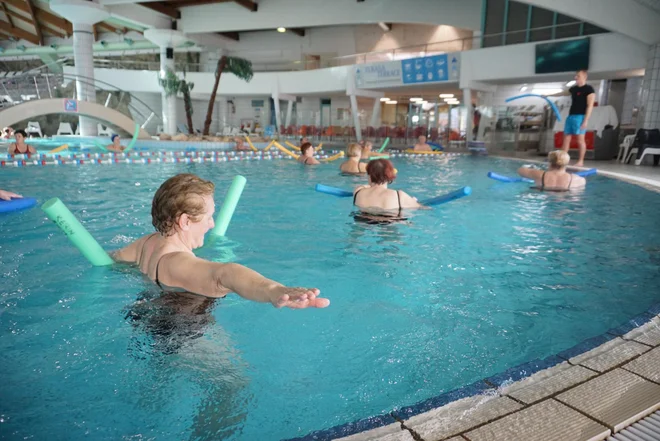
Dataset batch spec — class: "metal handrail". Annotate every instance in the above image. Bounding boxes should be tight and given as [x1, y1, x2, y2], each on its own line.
[0, 67, 162, 128]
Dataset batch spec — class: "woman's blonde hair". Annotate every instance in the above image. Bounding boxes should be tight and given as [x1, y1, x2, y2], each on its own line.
[152, 174, 215, 235]
[346, 143, 362, 158]
[548, 150, 570, 169]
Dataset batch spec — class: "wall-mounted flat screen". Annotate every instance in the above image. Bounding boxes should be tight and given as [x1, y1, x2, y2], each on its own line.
[535, 38, 590, 74]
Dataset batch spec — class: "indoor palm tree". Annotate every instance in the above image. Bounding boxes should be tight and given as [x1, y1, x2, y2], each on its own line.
[203, 56, 253, 136]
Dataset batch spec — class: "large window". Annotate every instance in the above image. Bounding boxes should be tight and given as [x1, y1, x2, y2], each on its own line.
[482, 0, 608, 47]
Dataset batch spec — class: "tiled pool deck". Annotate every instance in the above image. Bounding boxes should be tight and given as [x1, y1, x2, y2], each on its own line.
[287, 158, 660, 441]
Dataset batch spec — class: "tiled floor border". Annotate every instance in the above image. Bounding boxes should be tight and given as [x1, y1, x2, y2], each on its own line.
[283, 158, 660, 441]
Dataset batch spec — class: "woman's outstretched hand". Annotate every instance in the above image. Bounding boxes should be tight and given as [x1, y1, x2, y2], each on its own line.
[271, 287, 330, 309]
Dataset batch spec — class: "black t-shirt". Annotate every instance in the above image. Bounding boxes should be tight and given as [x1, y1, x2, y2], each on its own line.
[569, 84, 595, 115]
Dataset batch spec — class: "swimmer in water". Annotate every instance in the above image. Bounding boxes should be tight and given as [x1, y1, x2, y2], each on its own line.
[112, 173, 329, 309]
[517, 151, 586, 191]
[413, 135, 433, 152]
[352, 159, 422, 223]
[340, 143, 368, 174]
[7, 130, 36, 155]
[297, 142, 320, 165]
[107, 134, 125, 152]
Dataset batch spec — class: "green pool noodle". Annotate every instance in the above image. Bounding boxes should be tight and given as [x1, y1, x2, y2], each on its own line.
[92, 140, 108, 152]
[123, 123, 140, 152]
[41, 198, 114, 266]
[369, 155, 390, 160]
[211, 175, 247, 237]
[377, 137, 390, 153]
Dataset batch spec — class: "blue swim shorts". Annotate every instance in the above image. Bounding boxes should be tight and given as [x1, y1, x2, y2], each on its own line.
[564, 115, 586, 136]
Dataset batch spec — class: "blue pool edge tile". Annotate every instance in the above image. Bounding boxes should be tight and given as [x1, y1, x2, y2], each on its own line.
[607, 312, 656, 336]
[282, 413, 397, 441]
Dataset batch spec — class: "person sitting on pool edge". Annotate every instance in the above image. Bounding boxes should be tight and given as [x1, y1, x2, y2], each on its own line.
[340, 143, 368, 174]
[413, 135, 433, 152]
[235, 137, 251, 151]
[7, 130, 36, 155]
[112, 173, 329, 308]
[297, 142, 320, 165]
[353, 159, 422, 223]
[1, 126, 14, 139]
[517, 151, 586, 191]
[107, 134, 126, 152]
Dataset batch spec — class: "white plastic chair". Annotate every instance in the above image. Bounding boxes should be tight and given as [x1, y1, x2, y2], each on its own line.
[26, 121, 43, 137]
[635, 147, 660, 165]
[617, 134, 635, 163]
[625, 147, 639, 164]
[56, 122, 74, 136]
[97, 123, 113, 136]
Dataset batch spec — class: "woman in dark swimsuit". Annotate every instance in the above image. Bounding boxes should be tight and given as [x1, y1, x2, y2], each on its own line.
[352, 159, 422, 223]
[7, 130, 36, 155]
[113, 173, 329, 309]
[517, 151, 586, 191]
[297, 143, 320, 165]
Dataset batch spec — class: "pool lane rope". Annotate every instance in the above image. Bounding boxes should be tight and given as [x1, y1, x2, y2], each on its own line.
[41, 197, 114, 266]
[314, 184, 471, 207]
[505, 94, 562, 122]
[487, 168, 597, 183]
[212, 175, 247, 237]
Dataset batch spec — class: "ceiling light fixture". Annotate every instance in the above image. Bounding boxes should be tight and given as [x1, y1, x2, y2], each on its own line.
[377, 22, 391, 32]
[277, 27, 286, 33]
[380, 97, 390, 102]
[385, 100, 398, 104]
[410, 97, 423, 102]
[439, 94, 454, 98]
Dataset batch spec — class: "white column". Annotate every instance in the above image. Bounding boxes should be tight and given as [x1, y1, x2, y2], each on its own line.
[639, 43, 660, 130]
[285, 100, 294, 127]
[50, 0, 109, 137]
[160, 46, 178, 135]
[273, 95, 282, 135]
[369, 98, 381, 128]
[350, 94, 362, 141]
[463, 88, 473, 142]
[72, 22, 97, 136]
[215, 96, 228, 133]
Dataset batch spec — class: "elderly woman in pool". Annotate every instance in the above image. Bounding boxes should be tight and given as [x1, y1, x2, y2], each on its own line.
[340, 143, 368, 174]
[107, 134, 125, 152]
[353, 159, 422, 219]
[297, 142, 320, 165]
[113, 174, 329, 308]
[517, 151, 586, 191]
[7, 130, 36, 155]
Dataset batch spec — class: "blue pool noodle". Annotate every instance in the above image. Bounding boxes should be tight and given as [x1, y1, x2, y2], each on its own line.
[575, 168, 597, 177]
[488, 172, 534, 184]
[421, 186, 471, 206]
[0, 197, 37, 214]
[429, 142, 444, 151]
[315, 184, 352, 197]
[315, 184, 471, 206]
[505, 94, 562, 122]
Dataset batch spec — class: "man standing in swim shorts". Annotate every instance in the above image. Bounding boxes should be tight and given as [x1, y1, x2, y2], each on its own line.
[562, 70, 595, 167]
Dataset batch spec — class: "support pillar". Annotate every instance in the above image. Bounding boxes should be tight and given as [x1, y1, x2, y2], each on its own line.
[639, 43, 660, 130]
[350, 94, 362, 141]
[463, 87, 473, 141]
[285, 100, 294, 127]
[369, 98, 381, 128]
[273, 94, 282, 136]
[51, 0, 110, 137]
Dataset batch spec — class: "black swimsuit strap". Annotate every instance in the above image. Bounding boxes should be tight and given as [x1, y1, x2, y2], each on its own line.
[141, 234, 165, 288]
[568, 173, 573, 189]
[541, 171, 546, 190]
[353, 188, 363, 206]
[397, 190, 402, 216]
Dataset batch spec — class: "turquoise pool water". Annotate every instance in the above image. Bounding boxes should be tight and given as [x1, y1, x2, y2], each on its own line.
[1, 156, 660, 440]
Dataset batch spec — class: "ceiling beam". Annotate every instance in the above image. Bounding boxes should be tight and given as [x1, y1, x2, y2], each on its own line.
[3, 0, 29, 13]
[0, 2, 15, 27]
[170, 0, 232, 6]
[96, 22, 127, 34]
[34, 8, 73, 36]
[0, 19, 41, 45]
[217, 31, 239, 41]
[41, 27, 67, 38]
[289, 27, 305, 37]
[24, 0, 43, 45]
[138, 2, 180, 19]
[233, 0, 257, 12]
